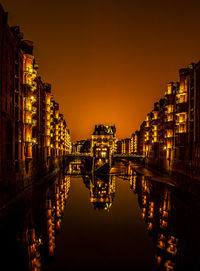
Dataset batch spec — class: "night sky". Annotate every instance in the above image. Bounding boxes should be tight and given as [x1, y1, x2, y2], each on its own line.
[2, 0, 200, 141]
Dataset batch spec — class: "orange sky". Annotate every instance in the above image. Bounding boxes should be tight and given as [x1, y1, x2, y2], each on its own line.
[2, 0, 200, 142]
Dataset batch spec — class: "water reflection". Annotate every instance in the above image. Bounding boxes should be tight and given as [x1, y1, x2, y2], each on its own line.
[27, 175, 71, 270]
[129, 173, 200, 271]
[129, 174, 177, 270]
[87, 174, 115, 211]
[0, 174, 70, 271]
[46, 175, 70, 257]
[1, 162, 200, 270]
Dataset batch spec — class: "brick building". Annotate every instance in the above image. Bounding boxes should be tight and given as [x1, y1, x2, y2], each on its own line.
[116, 138, 131, 154]
[0, 4, 71, 204]
[132, 61, 200, 178]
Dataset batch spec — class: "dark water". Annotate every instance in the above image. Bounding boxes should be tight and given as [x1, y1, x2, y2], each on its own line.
[1, 162, 200, 271]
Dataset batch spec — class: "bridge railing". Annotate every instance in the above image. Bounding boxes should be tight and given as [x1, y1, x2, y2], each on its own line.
[66, 152, 144, 158]
[66, 152, 92, 157]
[113, 153, 144, 158]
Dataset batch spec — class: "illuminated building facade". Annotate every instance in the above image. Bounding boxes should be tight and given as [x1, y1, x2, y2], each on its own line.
[22, 40, 38, 161]
[0, 4, 71, 205]
[140, 94, 176, 171]
[131, 131, 140, 154]
[133, 61, 200, 178]
[175, 69, 189, 143]
[144, 114, 151, 157]
[91, 124, 116, 159]
[164, 83, 177, 162]
[73, 140, 86, 153]
[173, 65, 197, 172]
[116, 138, 131, 154]
[139, 121, 146, 155]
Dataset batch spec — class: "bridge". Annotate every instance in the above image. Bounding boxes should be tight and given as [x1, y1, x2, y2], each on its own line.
[65, 152, 145, 163]
[113, 154, 144, 158]
[64, 152, 144, 175]
[66, 152, 92, 157]
[65, 152, 144, 159]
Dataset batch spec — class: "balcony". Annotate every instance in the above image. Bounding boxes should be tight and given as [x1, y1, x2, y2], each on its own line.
[32, 106, 37, 113]
[32, 119, 37, 126]
[25, 106, 32, 112]
[165, 129, 173, 138]
[176, 123, 186, 134]
[24, 119, 32, 125]
[31, 95, 37, 103]
[46, 105, 51, 112]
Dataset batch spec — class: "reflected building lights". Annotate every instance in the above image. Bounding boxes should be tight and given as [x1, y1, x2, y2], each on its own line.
[129, 173, 181, 271]
[88, 174, 116, 211]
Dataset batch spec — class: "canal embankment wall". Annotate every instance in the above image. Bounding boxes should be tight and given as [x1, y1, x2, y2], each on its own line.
[144, 157, 200, 197]
[0, 157, 67, 208]
[145, 156, 200, 180]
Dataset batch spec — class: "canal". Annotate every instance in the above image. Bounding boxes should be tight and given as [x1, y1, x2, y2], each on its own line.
[1, 161, 200, 271]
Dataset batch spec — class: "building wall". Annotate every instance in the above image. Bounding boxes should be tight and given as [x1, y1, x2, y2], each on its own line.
[0, 7, 23, 190]
[132, 61, 200, 178]
[0, 4, 71, 204]
[91, 125, 116, 156]
[116, 138, 131, 154]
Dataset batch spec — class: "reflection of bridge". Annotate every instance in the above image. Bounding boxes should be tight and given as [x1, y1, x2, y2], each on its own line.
[64, 153, 93, 174]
